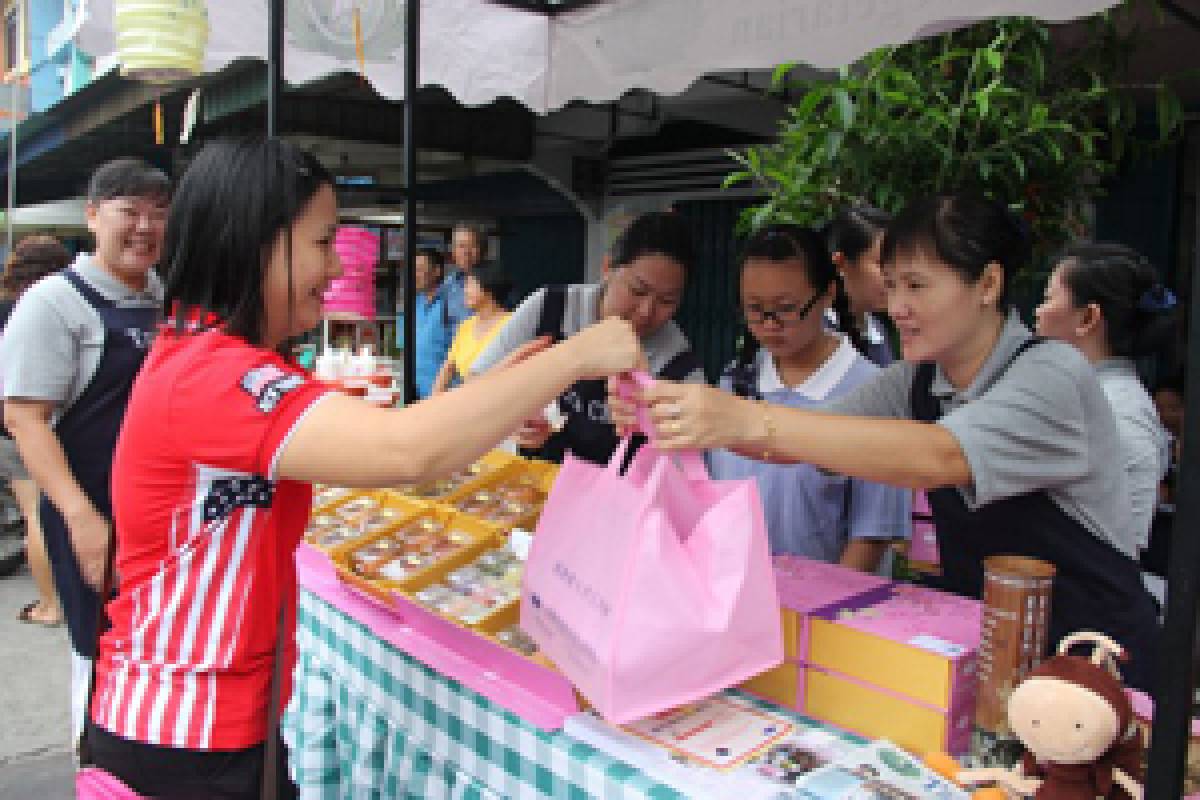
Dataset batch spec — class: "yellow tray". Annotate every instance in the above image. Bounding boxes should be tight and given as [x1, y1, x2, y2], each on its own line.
[393, 450, 519, 501]
[306, 490, 401, 550]
[330, 503, 501, 597]
[439, 462, 549, 532]
[310, 485, 370, 516]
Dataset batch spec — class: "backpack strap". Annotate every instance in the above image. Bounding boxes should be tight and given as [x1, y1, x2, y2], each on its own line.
[909, 362, 940, 423]
[61, 269, 117, 312]
[723, 358, 760, 400]
[535, 286, 568, 343]
[909, 335, 1044, 423]
[660, 348, 702, 382]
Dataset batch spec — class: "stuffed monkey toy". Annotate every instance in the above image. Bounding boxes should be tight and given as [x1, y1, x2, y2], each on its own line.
[958, 631, 1144, 800]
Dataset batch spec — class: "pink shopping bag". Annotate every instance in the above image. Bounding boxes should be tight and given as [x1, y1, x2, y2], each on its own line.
[521, 427, 783, 724]
[909, 490, 940, 564]
[77, 768, 148, 799]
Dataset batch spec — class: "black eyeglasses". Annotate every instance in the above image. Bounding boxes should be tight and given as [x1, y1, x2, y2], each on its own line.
[740, 288, 826, 326]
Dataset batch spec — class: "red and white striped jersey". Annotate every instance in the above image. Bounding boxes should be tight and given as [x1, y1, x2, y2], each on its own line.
[92, 327, 331, 750]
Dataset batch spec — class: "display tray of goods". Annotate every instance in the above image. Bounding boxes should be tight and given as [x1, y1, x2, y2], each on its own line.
[332, 496, 497, 593]
[391, 450, 557, 528]
[305, 451, 576, 725]
[326, 507, 579, 722]
[306, 489, 414, 550]
[439, 461, 554, 532]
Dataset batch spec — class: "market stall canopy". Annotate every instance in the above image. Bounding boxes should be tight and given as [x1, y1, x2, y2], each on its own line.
[0, 196, 87, 234]
[74, 0, 1121, 114]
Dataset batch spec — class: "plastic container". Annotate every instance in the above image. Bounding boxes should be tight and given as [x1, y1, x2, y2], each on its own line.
[975, 555, 1055, 734]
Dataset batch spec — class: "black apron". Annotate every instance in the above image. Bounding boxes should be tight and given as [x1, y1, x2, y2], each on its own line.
[525, 285, 701, 465]
[41, 269, 157, 655]
[911, 338, 1159, 690]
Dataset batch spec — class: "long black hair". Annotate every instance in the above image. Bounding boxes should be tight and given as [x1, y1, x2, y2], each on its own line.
[162, 136, 334, 345]
[729, 224, 868, 398]
[1057, 242, 1177, 359]
[881, 193, 1029, 309]
[824, 206, 891, 265]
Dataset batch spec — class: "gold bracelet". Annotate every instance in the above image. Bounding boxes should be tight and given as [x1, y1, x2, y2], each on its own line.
[759, 400, 776, 461]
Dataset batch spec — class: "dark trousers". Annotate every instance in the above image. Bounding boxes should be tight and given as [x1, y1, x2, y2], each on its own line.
[85, 720, 298, 800]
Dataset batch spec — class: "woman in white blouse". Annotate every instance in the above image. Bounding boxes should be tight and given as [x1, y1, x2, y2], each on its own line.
[1036, 242, 1176, 553]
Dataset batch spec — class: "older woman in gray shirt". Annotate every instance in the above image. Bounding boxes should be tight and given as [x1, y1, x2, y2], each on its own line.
[614, 194, 1160, 691]
[1035, 243, 1174, 554]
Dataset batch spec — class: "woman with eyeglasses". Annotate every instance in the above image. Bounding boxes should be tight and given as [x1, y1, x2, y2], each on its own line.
[612, 193, 1159, 690]
[471, 211, 705, 465]
[708, 225, 910, 571]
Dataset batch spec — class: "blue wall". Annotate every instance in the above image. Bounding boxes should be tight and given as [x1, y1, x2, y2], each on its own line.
[28, 0, 94, 114]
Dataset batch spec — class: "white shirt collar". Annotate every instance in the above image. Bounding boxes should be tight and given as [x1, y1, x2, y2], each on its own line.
[72, 252, 163, 303]
[863, 313, 887, 345]
[823, 309, 888, 345]
[757, 334, 860, 400]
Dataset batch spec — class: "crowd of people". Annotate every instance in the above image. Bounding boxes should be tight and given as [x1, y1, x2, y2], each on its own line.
[0, 136, 1184, 797]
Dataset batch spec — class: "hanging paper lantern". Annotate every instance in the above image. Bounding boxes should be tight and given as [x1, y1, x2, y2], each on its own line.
[115, 0, 209, 83]
[323, 227, 380, 320]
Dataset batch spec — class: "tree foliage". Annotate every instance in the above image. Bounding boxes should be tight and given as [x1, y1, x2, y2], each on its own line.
[727, 9, 1184, 271]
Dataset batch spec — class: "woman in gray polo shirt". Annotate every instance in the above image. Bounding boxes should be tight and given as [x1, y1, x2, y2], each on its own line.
[617, 193, 1159, 690]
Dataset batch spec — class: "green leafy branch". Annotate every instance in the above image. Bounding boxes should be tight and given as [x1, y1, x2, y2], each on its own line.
[727, 7, 1185, 276]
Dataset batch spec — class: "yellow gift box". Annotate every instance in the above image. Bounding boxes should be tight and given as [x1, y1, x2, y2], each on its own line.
[803, 665, 973, 756]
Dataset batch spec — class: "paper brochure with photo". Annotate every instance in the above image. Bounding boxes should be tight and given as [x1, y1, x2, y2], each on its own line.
[564, 694, 865, 800]
[795, 740, 968, 800]
[742, 729, 851, 788]
[622, 694, 796, 770]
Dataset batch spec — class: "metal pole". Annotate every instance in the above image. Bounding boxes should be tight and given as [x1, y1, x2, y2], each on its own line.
[1146, 125, 1200, 797]
[267, 0, 284, 137]
[402, 0, 419, 405]
[6, 75, 17, 255]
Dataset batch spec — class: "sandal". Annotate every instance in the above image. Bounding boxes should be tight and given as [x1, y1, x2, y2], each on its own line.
[16, 601, 63, 627]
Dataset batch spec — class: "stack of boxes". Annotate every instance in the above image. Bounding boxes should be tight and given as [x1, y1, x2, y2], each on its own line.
[741, 555, 981, 756]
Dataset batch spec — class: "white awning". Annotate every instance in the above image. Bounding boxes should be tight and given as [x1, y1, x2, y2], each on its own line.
[74, 0, 1121, 114]
[0, 196, 88, 233]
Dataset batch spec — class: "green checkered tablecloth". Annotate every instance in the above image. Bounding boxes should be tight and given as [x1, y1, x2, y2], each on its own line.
[283, 587, 686, 800]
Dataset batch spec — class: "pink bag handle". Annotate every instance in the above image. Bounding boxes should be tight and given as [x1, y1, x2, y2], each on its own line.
[611, 371, 709, 482]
